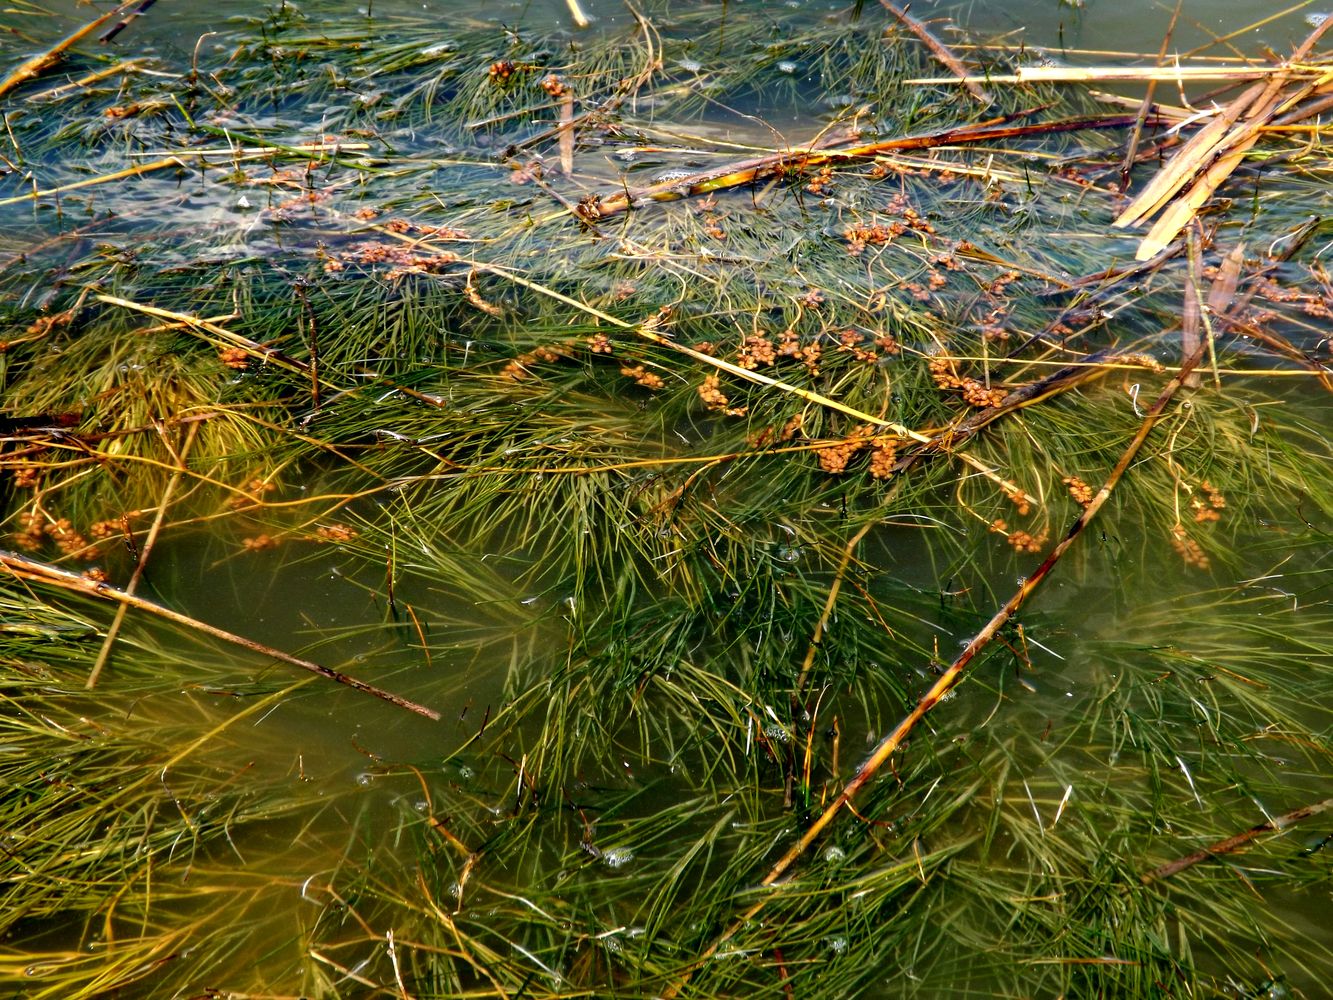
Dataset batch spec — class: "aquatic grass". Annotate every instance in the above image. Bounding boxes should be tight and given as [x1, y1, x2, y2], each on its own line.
[2, 1, 1333, 997]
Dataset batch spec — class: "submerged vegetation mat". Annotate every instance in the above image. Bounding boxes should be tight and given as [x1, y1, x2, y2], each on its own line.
[1, 1, 1331, 996]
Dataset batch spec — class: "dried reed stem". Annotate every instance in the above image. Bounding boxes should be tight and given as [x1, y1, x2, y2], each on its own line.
[879, 0, 990, 104]
[1, 552, 442, 719]
[1142, 797, 1333, 883]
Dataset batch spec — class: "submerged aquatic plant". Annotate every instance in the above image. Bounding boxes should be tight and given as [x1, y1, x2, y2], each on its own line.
[1, 1, 1331, 997]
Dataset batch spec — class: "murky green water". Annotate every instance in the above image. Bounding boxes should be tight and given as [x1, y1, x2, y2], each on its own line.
[2, 1, 1331, 997]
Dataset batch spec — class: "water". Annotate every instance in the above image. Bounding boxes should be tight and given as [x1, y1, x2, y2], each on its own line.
[1, 1, 1331, 997]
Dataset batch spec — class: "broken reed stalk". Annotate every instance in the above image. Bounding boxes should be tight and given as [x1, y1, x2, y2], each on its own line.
[906, 64, 1289, 86]
[1119, 0, 1183, 195]
[662, 336, 1213, 999]
[1181, 233, 1203, 390]
[0, 0, 142, 99]
[0, 157, 185, 208]
[1117, 17, 1333, 260]
[0, 551, 441, 719]
[85, 421, 199, 689]
[587, 112, 1161, 219]
[25, 59, 146, 102]
[878, 0, 990, 105]
[1141, 796, 1333, 883]
[98, 0, 159, 45]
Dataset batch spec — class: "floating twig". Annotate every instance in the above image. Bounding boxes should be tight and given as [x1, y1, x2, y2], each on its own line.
[0, 157, 185, 209]
[98, 0, 159, 45]
[587, 111, 1160, 219]
[1, 551, 442, 720]
[879, 0, 990, 105]
[1142, 796, 1333, 883]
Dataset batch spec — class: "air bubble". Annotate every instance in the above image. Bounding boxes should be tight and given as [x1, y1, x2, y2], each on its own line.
[601, 847, 634, 869]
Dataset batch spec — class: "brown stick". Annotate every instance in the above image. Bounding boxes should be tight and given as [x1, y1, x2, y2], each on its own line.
[1181, 235, 1203, 390]
[0, 0, 141, 99]
[0, 156, 185, 208]
[879, 0, 990, 105]
[1141, 797, 1333, 883]
[662, 332, 1213, 998]
[1, 551, 441, 720]
[591, 112, 1159, 219]
[98, 0, 159, 45]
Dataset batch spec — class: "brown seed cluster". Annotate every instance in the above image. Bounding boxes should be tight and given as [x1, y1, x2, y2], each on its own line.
[47, 518, 91, 558]
[12, 463, 41, 489]
[620, 365, 665, 390]
[587, 333, 613, 354]
[697, 375, 747, 417]
[242, 534, 278, 552]
[1170, 523, 1210, 569]
[1063, 476, 1094, 507]
[1191, 480, 1227, 523]
[737, 334, 777, 369]
[777, 328, 821, 376]
[227, 478, 277, 510]
[817, 425, 875, 474]
[800, 288, 825, 309]
[874, 333, 901, 355]
[325, 240, 460, 278]
[805, 166, 835, 195]
[844, 221, 906, 256]
[1240, 271, 1333, 319]
[315, 523, 359, 543]
[1004, 487, 1032, 517]
[868, 437, 899, 479]
[12, 512, 47, 552]
[539, 74, 568, 97]
[989, 519, 1048, 554]
[835, 328, 888, 364]
[501, 344, 565, 381]
[929, 356, 1006, 408]
[219, 347, 250, 370]
[22, 309, 75, 340]
[695, 195, 726, 240]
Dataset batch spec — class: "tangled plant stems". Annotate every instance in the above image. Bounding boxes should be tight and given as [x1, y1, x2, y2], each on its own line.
[0, 1, 1331, 997]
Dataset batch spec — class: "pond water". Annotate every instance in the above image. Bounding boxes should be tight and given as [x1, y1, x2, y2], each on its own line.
[1, 1, 1331, 998]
